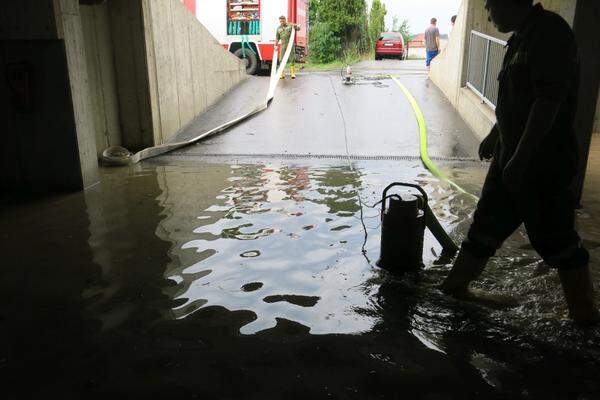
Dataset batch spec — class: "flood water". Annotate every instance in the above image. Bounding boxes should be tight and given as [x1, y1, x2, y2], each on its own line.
[2, 159, 599, 399]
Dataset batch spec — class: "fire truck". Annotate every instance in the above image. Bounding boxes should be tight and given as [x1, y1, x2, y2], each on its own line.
[197, 0, 309, 75]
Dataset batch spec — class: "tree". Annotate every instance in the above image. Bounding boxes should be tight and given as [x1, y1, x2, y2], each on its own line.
[309, 22, 342, 63]
[308, 0, 319, 27]
[368, 0, 387, 53]
[392, 16, 411, 46]
[313, 0, 368, 47]
[308, 0, 370, 62]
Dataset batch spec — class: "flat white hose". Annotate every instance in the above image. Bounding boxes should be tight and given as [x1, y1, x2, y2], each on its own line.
[129, 30, 296, 164]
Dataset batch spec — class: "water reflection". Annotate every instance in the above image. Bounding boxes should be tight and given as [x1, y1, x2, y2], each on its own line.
[4, 158, 600, 397]
[152, 159, 600, 394]
[165, 163, 379, 334]
[89, 160, 600, 358]
[154, 161, 479, 336]
[85, 169, 174, 329]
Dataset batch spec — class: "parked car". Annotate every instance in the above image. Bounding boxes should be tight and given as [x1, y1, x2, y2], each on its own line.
[375, 32, 405, 60]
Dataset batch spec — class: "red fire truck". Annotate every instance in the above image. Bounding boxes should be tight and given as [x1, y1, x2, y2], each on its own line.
[196, 0, 309, 75]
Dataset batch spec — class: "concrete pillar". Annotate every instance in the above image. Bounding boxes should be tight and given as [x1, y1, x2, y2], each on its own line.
[0, 0, 99, 192]
[56, 0, 100, 188]
[108, 0, 155, 151]
[572, 0, 600, 204]
[80, 2, 123, 155]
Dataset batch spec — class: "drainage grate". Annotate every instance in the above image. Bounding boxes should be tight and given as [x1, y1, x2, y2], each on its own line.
[162, 152, 485, 164]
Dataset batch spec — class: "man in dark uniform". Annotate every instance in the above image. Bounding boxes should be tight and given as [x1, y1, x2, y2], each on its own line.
[441, 0, 598, 324]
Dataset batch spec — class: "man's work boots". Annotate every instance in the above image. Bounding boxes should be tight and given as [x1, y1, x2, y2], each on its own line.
[558, 265, 599, 326]
[440, 248, 489, 298]
[291, 65, 297, 79]
[280, 72, 285, 80]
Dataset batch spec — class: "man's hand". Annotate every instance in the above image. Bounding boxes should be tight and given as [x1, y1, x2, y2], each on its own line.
[479, 125, 499, 160]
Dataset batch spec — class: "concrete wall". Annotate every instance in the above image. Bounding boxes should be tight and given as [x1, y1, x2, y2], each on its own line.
[81, 3, 122, 155]
[0, 0, 99, 191]
[429, 0, 469, 109]
[143, 0, 247, 144]
[107, 0, 246, 149]
[430, 0, 581, 141]
[1, 0, 247, 193]
[469, 0, 575, 39]
[595, 95, 600, 134]
[108, 0, 156, 151]
[429, 0, 498, 140]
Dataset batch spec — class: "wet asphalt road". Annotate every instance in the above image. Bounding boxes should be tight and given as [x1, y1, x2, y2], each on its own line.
[170, 61, 479, 162]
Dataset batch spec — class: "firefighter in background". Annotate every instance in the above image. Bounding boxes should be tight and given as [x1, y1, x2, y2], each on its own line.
[275, 16, 301, 79]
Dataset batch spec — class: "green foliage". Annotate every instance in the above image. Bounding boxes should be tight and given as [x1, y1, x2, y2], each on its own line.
[392, 16, 411, 45]
[308, 0, 319, 27]
[316, 0, 368, 36]
[309, 0, 368, 47]
[308, 0, 387, 64]
[308, 22, 342, 64]
[357, 6, 370, 54]
[368, 0, 386, 52]
[342, 43, 362, 65]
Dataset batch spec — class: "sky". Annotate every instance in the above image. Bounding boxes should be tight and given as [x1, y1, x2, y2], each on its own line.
[367, 0, 462, 35]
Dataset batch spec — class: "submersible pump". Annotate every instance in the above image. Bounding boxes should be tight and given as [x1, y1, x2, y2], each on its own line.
[377, 182, 459, 273]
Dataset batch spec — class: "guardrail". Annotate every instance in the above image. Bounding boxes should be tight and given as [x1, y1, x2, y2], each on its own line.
[466, 30, 507, 109]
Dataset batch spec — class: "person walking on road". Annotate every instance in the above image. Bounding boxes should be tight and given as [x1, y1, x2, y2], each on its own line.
[441, 0, 598, 325]
[275, 16, 301, 80]
[424, 18, 441, 72]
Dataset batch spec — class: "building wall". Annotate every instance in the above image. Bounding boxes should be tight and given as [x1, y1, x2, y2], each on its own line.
[0, 0, 99, 191]
[81, 3, 122, 155]
[143, 0, 246, 144]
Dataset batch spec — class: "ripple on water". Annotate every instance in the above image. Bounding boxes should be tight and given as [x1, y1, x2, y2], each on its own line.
[240, 250, 261, 258]
[241, 282, 263, 292]
[162, 161, 600, 362]
[168, 164, 391, 334]
[263, 294, 320, 307]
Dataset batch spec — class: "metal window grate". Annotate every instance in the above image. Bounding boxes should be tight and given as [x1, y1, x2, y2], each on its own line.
[466, 31, 507, 109]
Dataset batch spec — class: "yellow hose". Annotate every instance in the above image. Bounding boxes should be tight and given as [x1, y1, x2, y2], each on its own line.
[390, 76, 479, 202]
